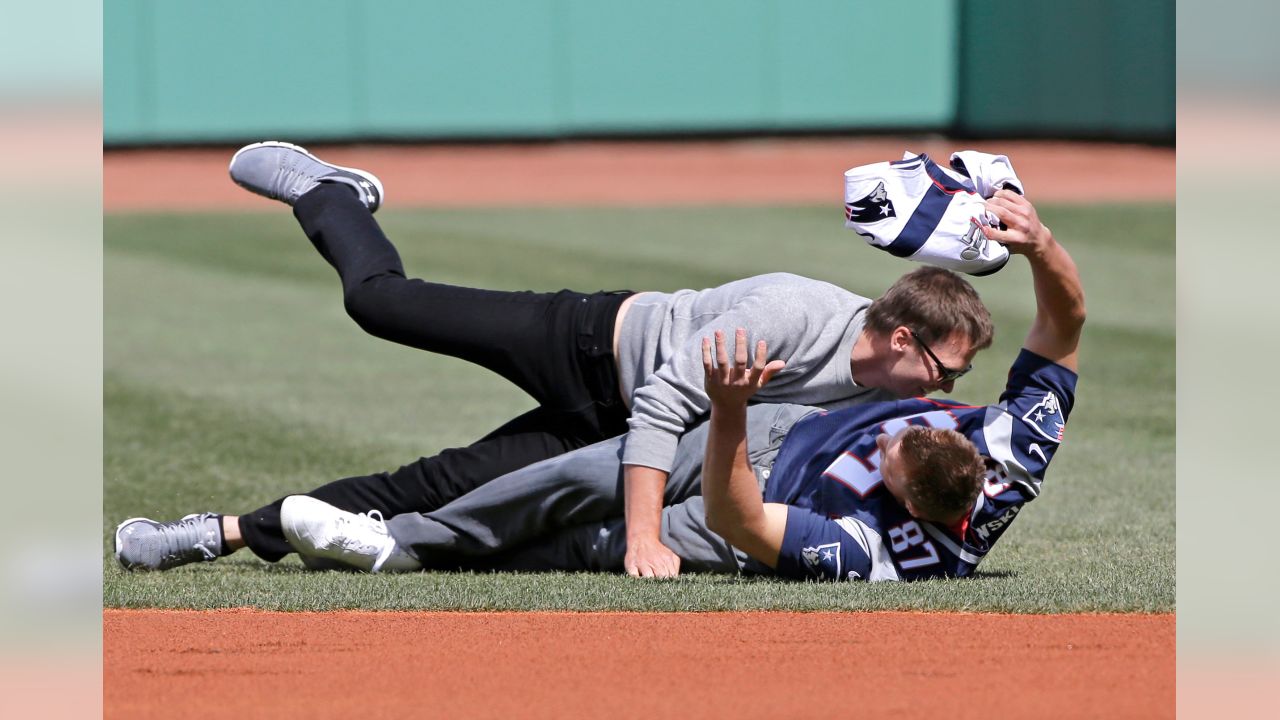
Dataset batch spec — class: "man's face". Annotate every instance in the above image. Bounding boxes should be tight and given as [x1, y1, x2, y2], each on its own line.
[883, 328, 977, 399]
[876, 431, 915, 512]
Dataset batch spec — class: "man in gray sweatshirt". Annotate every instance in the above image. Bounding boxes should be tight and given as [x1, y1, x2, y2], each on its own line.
[114, 142, 993, 577]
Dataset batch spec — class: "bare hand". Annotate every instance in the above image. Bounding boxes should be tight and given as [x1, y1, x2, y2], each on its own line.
[983, 189, 1053, 256]
[701, 329, 786, 409]
[624, 536, 681, 579]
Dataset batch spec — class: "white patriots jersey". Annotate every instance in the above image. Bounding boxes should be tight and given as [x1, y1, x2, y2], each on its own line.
[768, 349, 1076, 582]
[843, 151, 1025, 277]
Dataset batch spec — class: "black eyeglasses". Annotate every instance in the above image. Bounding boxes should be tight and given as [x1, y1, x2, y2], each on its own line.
[909, 329, 972, 383]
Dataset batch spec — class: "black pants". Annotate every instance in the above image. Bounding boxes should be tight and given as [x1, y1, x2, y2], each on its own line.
[238, 183, 632, 561]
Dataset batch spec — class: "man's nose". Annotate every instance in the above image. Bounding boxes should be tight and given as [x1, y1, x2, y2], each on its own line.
[940, 379, 956, 394]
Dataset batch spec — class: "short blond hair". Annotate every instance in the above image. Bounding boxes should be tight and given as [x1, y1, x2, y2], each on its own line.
[897, 426, 985, 522]
[866, 267, 994, 350]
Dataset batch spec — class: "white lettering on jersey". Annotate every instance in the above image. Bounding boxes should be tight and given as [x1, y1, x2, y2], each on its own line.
[972, 505, 1022, 542]
[823, 410, 961, 498]
[881, 410, 959, 438]
[887, 520, 941, 570]
[983, 406, 1041, 498]
[834, 517, 900, 582]
[920, 520, 985, 565]
[983, 464, 1012, 498]
[823, 451, 881, 497]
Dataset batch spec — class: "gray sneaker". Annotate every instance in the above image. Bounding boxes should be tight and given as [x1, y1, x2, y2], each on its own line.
[114, 513, 223, 571]
[228, 141, 384, 212]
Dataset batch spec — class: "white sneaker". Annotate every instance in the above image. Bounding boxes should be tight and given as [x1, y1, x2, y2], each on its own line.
[280, 496, 421, 573]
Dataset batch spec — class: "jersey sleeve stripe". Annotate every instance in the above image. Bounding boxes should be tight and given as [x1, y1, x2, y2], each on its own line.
[834, 517, 901, 582]
[984, 406, 1041, 497]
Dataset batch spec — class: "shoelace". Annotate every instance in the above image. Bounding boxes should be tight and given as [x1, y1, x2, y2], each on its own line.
[330, 510, 389, 555]
[272, 162, 316, 202]
[158, 515, 217, 562]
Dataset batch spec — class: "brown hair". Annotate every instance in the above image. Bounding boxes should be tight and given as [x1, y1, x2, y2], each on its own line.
[897, 426, 985, 522]
[865, 267, 994, 350]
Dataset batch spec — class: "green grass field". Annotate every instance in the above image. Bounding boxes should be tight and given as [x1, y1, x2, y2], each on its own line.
[103, 203, 1174, 612]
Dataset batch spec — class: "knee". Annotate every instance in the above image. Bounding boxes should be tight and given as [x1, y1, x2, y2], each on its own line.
[342, 279, 395, 335]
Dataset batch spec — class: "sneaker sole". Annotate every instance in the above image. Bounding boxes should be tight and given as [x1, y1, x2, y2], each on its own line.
[299, 554, 361, 572]
[228, 140, 386, 211]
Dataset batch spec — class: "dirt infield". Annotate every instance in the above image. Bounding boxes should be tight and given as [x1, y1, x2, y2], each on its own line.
[105, 609, 1172, 719]
[104, 138, 1174, 211]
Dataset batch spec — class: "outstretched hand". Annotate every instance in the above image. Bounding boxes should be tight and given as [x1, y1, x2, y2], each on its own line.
[702, 328, 786, 409]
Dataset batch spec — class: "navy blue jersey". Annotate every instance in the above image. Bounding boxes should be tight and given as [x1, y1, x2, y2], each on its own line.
[767, 349, 1077, 582]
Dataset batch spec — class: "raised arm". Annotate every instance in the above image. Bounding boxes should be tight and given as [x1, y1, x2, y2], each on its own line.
[984, 190, 1086, 371]
[700, 329, 790, 567]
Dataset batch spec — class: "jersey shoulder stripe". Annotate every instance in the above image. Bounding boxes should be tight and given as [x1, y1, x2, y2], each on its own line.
[920, 520, 984, 566]
[834, 517, 900, 582]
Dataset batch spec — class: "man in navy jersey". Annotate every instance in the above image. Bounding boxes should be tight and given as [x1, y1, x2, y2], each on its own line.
[258, 189, 1083, 581]
[698, 188, 1083, 581]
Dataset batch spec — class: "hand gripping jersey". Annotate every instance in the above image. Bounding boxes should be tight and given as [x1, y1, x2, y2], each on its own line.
[764, 349, 1077, 582]
[843, 151, 1025, 277]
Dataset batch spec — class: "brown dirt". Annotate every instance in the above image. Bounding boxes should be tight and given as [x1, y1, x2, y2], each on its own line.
[104, 609, 1173, 719]
[103, 138, 1173, 211]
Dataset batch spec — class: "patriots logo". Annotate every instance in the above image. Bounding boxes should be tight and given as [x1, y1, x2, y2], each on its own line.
[801, 542, 842, 579]
[1021, 391, 1066, 443]
[845, 182, 896, 223]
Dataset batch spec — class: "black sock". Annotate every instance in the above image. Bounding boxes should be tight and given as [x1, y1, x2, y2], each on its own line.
[211, 513, 232, 556]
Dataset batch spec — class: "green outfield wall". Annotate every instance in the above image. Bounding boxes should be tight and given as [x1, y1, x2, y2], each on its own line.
[956, 0, 1175, 139]
[104, 0, 1173, 144]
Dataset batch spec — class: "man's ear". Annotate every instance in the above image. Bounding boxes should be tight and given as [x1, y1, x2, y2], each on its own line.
[891, 326, 913, 353]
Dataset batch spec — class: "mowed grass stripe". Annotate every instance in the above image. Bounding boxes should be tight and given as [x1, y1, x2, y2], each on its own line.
[104, 203, 1174, 613]
[105, 249, 533, 454]
[106, 204, 1173, 330]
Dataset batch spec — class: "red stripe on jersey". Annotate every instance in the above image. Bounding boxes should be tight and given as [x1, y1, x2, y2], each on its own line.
[919, 397, 985, 410]
[930, 175, 976, 196]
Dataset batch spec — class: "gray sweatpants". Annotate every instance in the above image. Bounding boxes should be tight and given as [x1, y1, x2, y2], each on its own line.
[384, 403, 819, 573]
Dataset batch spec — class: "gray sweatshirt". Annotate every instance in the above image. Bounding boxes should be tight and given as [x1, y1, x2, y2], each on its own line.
[615, 272, 892, 473]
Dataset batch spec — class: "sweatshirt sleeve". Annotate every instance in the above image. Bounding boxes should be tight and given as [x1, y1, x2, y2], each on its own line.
[621, 282, 817, 472]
